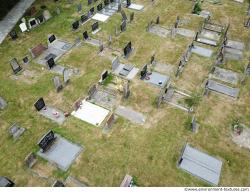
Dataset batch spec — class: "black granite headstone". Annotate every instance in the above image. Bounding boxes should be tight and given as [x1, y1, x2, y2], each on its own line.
[34, 98, 46, 111]
[37, 130, 56, 152]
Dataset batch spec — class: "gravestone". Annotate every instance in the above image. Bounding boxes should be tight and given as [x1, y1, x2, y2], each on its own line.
[25, 152, 37, 168]
[191, 116, 199, 133]
[108, 35, 112, 47]
[22, 56, 29, 64]
[53, 76, 63, 92]
[0, 97, 7, 110]
[88, 84, 97, 98]
[37, 130, 56, 153]
[99, 43, 104, 53]
[10, 58, 22, 74]
[112, 56, 120, 70]
[156, 16, 160, 24]
[118, 3, 122, 12]
[103, 113, 115, 134]
[123, 41, 132, 58]
[56, 7, 61, 15]
[43, 10, 52, 21]
[123, 81, 130, 99]
[9, 123, 26, 140]
[120, 20, 127, 32]
[47, 57, 56, 69]
[83, 31, 89, 40]
[72, 20, 80, 30]
[28, 18, 39, 29]
[76, 3, 82, 13]
[129, 12, 134, 23]
[37, 15, 45, 24]
[126, 0, 131, 7]
[151, 54, 155, 65]
[140, 64, 148, 79]
[80, 14, 88, 24]
[121, 10, 127, 21]
[63, 69, 71, 84]
[9, 31, 18, 40]
[92, 22, 99, 33]
[34, 97, 46, 111]
[52, 180, 65, 187]
[100, 70, 109, 83]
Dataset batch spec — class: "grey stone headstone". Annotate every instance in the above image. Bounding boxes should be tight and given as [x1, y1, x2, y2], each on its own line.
[0, 97, 7, 110]
[9, 123, 26, 140]
[10, 58, 22, 74]
[63, 69, 70, 84]
[123, 82, 130, 99]
[191, 116, 199, 133]
[53, 76, 63, 92]
[112, 56, 120, 71]
[88, 84, 97, 99]
[129, 12, 134, 23]
[43, 10, 52, 21]
[25, 152, 37, 168]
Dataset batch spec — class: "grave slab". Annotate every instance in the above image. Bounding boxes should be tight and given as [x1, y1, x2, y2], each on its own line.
[210, 67, 239, 85]
[178, 144, 222, 186]
[37, 134, 83, 171]
[226, 40, 245, 51]
[92, 13, 110, 22]
[148, 25, 171, 38]
[85, 38, 101, 46]
[144, 72, 170, 88]
[113, 63, 139, 80]
[127, 4, 144, 11]
[191, 45, 213, 57]
[197, 37, 217, 46]
[200, 30, 220, 41]
[115, 106, 146, 124]
[204, 23, 223, 33]
[39, 106, 66, 125]
[176, 28, 195, 38]
[207, 80, 239, 98]
[72, 100, 110, 127]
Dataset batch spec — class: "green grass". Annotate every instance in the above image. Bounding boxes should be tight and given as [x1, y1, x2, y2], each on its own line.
[0, 0, 249, 187]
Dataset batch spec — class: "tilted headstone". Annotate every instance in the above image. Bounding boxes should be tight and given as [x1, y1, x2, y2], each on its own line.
[0, 97, 7, 110]
[10, 58, 22, 74]
[129, 12, 134, 23]
[25, 152, 37, 168]
[43, 10, 52, 21]
[63, 69, 71, 84]
[123, 81, 130, 99]
[121, 10, 127, 21]
[191, 116, 199, 133]
[156, 16, 160, 24]
[151, 54, 155, 65]
[9, 123, 26, 140]
[112, 56, 120, 71]
[140, 64, 148, 79]
[88, 84, 97, 99]
[53, 76, 63, 92]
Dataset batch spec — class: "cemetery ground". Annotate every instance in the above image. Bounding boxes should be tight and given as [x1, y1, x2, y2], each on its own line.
[0, 0, 250, 187]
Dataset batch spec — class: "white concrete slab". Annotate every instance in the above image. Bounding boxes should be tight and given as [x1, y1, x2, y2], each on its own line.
[128, 3, 144, 11]
[72, 100, 110, 126]
[92, 13, 109, 22]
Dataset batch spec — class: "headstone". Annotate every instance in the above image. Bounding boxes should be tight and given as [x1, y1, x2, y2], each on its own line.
[103, 113, 115, 134]
[100, 70, 109, 83]
[9, 31, 18, 40]
[121, 10, 127, 21]
[83, 31, 89, 40]
[118, 3, 122, 12]
[97, 3, 103, 11]
[151, 54, 155, 65]
[129, 12, 134, 23]
[191, 116, 199, 133]
[25, 152, 37, 168]
[9, 123, 26, 140]
[10, 58, 22, 74]
[0, 97, 7, 110]
[120, 20, 127, 32]
[126, 0, 131, 7]
[99, 43, 104, 53]
[72, 20, 80, 30]
[22, 56, 29, 64]
[56, 7, 61, 15]
[123, 41, 132, 58]
[123, 81, 130, 99]
[63, 69, 71, 84]
[43, 10, 52, 21]
[28, 18, 39, 29]
[37, 15, 45, 24]
[52, 180, 65, 187]
[88, 84, 97, 98]
[112, 56, 120, 70]
[140, 64, 148, 79]
[37, 130, 56, 153]
[108, 35, 112, 47]
[76, 3, 82, 13]
[80, 14, 88, 24]
[48, 34, 56, 44]
[92, 22, 99, 32]
[156, 16, 160, 24]
[19, 23, 28, 32]
[53, 76, 63, 92]
[47, 58, 56, 69]
[34, 98, 46, 111]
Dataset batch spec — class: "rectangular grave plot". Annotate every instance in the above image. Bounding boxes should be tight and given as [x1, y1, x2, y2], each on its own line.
[89, 89, 117, 109]
[207, 80, 240, 98]
[39, 106, 66, 125]
[44, 53, 57, 61]
[37, 134, 83, 171]
[148, 25, 171, 38]
[144, 72, 170, 88]
[211, 67, 239, 85]
[10, 58, 22, 74]
[115, 106, 146, 124]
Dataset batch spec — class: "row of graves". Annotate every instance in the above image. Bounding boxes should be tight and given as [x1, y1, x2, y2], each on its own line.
[204, 24, 249, 99]
[146, 16, 195, 39]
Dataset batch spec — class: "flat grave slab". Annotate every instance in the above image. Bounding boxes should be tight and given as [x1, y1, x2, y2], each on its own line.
[113, 63, 139, 80]
[39, 106, 66, 125]
[115, 106, 146, 124]
[225, 47, 244, 60]
[197, 37, 217, 46]
[72, 100, 110, 127]
[226, 40, 245, 51]
[50, 65, 66, 75]
[207, 79, 239, 98]
[100, 7, 117, 16]
[178, 144, 222, 186]
[0, 97, 7, 110]
[176, 28, 195, 38]
[126, 3, 144, 11]
[210, 67, 239, 85]
[200, 29, 220, 41]
[204, 23, 223, 33]
[148, 25, 171, 38]
[191, 45, 213, 57]
[85, 38, 101, 46]
[37, 134, 83, 171]
[92, 13, 110, 22]
[144, 72, 170, 88]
